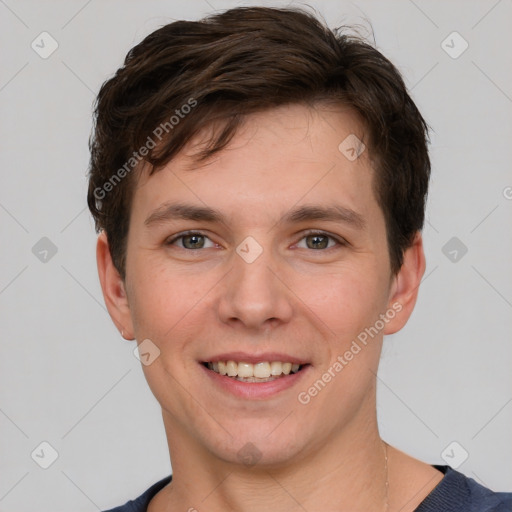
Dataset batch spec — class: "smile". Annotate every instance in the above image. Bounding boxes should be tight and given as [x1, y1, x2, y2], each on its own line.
[203, 361, 305, 382]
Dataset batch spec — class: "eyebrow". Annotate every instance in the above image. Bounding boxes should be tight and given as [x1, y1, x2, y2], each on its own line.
[145, 203, 224, 226]
[282, 204, 365, 229]
[144, 202, 366, 230]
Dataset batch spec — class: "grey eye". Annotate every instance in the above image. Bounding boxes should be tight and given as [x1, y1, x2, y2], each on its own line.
[296, 233, 339, 250]
[167, 232, 215, 250]
[181, 234, 206, 249]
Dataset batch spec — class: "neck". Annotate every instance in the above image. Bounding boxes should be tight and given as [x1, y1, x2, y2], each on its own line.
[159, 399, 390, 512]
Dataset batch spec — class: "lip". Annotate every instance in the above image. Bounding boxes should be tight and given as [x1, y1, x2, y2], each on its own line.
[201, 352, 309, 365]
[200, 361, 312, 400]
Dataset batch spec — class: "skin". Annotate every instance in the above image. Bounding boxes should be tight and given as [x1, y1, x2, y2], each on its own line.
[97, 104, 444, 511]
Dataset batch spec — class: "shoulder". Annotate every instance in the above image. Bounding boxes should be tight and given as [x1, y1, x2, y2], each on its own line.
[464, 472, 512, 512]
[415, 465, 512, 512]
[101, 475, 172, 512]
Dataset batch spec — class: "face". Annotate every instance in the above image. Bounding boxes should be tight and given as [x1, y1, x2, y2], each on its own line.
[99, 103, 423, 468]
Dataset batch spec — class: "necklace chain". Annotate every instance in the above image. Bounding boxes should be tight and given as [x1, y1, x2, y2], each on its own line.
[383, 440, 389, 511]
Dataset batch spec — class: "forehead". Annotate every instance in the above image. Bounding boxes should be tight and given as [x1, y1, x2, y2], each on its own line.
[131, 103, 380, 229]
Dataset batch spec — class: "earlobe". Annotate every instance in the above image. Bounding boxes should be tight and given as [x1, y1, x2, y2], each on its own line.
[383, 232, 426, 335]
[96, 231, 135, 340]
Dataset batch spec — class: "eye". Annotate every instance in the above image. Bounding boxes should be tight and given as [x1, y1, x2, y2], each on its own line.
[295, 230, 345, 250]
[165, 231, 216, 250]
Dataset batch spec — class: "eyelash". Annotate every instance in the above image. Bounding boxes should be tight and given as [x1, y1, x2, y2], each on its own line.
[165, 230, 347, 251]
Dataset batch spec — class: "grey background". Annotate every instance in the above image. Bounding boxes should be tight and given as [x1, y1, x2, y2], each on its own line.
[1, 0, 511, 510]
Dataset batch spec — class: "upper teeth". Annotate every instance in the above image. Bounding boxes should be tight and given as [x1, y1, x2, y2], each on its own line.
[207, 361, 301, 378]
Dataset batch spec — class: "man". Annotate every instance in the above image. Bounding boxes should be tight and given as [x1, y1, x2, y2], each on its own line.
[87, 6, 512, 512]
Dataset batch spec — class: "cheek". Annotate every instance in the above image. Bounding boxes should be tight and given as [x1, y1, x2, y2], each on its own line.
[128, 266, 201, 397]
[308, 270, 386, 397]
[127, 262, 189, 339]
[308, 266, 387, 336]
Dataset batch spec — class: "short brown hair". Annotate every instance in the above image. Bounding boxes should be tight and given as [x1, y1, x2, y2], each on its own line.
[87, 6, 431, 279]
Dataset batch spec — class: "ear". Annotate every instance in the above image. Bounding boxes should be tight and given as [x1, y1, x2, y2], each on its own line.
[96, 231, 135, 340]
[383, 231, 426, 335]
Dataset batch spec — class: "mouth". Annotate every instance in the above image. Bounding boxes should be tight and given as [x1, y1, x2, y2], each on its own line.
[201, 360, 309, 383]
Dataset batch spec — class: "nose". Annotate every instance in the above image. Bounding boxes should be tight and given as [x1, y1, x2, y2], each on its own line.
[217, 242, 293, 332]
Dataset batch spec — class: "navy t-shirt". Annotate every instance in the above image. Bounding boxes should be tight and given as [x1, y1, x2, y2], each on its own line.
[102, 465, 512, 511]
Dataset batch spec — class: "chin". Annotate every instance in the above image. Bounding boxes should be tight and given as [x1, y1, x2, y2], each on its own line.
[203, 422, 312, 469]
